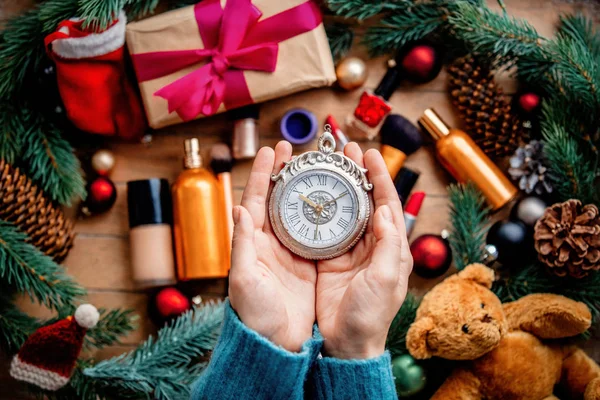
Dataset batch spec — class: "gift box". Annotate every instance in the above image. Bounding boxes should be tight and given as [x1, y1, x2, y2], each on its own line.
[126, 0, 336, 129]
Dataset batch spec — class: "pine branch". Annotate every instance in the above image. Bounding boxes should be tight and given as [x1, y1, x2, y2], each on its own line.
[559, 14, 600, 66]
[84, 308, 137, 350]
[79, 0, 160, 30]
[327, 0, 410, 21]
[386, 293, 419, 357]
[83, 302, 225, 400]
[363, 3, 446, 56]
[447, 183, 491, 270]
[325, 23, 354, 60]
[0, 220, 85, 310]
[169, 0, 200, 10]
[541, 102, 598, 204]
[447, 2, 542, 66]
[0, 292, 39, 353]
[12, 108, 86, 205]
[124, 0, 161, 21]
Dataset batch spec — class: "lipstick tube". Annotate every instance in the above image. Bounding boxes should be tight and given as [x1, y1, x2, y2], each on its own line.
[345, 59, 402, 140]
[403, 192, 425, 237]
[325, 114, 349, 150]
[419, 109, 518, 210]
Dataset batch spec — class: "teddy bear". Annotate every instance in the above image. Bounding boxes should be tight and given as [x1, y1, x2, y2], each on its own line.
[406, 263, 600, 400]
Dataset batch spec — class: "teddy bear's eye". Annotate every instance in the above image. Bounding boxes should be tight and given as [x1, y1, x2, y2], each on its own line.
[462, 324, 470, 334]
[481, 303, 485, 309]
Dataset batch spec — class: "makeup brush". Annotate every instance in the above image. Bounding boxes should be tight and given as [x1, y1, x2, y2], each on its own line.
[210, 143, 234, 246]
[380, 114, 423, 179]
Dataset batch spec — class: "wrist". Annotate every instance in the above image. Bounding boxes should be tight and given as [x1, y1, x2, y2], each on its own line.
[323, 340, 385, 360]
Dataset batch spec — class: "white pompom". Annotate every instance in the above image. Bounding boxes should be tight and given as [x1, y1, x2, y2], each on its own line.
[74, 304, 99, 329]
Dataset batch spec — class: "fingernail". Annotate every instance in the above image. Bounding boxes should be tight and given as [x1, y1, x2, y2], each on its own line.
[380, 205, 392, 222]
[232, 206, 241, 224]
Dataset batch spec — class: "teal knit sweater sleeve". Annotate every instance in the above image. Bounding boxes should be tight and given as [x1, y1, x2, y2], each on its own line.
[308, 351, 398, 400]
[191, 302, 323, 400]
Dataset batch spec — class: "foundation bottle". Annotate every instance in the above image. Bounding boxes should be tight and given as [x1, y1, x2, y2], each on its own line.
[418, 108, 517, 210]
[172, 138, 230, 280]
[127, 178, 176, 288]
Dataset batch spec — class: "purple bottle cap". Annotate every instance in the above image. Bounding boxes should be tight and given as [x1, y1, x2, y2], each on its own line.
[280, 108, 318, 145]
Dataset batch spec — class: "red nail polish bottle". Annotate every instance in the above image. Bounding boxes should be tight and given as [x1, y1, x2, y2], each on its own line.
[346, 59, 401, 140]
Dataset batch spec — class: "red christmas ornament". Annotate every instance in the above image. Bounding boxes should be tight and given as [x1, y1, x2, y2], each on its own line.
[399, 44, 442, 83]
[84, 176, 117, 214]
[517, 92, 541, 114]
[155, 287, 191, 318]
[410, 234, 452, 278]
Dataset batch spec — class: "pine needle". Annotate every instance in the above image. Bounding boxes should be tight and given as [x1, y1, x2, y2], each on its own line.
[325, 23, 354, 60]
[447, 183, 491, 270]
[386, 293, 419, 357]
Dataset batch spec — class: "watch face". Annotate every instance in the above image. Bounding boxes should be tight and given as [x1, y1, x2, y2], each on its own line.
[280, 170, 359, 250]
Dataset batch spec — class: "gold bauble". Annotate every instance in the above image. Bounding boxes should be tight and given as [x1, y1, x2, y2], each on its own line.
[91, 149, 116, 175]
[336, 57, 368, 90]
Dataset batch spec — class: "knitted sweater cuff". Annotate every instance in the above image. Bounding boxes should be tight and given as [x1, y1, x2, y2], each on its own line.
[191, 300, 322, 400]
[309, 351, 397, 400]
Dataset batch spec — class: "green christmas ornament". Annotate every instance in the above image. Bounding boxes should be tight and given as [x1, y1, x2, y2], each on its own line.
[391, 354, 426, 397]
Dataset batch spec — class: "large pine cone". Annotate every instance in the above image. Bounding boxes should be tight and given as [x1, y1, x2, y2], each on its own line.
[0, 159, 75, 262]
[534, 199, 600, 278]
[448, 56, 526, 158]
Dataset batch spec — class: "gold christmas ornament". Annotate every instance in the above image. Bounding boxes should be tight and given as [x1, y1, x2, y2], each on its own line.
[91, 149, 116, 175]
[336, 57, 368, 90]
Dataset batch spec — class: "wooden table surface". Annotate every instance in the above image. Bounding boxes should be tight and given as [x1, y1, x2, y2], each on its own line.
[1, 0, 598, 397]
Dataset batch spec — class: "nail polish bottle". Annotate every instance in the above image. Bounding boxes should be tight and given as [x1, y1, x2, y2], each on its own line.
[418, 108, 518, 210]
[346, 59, 402, 140]
[230, 105, 259, 160]
[172, 138, 230, 280]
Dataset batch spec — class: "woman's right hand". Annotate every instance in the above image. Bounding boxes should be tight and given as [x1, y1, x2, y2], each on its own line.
[229, 142, 317, 352]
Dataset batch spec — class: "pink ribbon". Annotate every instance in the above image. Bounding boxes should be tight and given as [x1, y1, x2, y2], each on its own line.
[132, 0, 322, 120]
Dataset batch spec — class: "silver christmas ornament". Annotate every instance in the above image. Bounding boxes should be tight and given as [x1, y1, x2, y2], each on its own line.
[512, 196, 547, 228]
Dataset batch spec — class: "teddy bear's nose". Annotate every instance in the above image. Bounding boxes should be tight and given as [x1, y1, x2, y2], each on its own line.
[482, 314, 493, 323]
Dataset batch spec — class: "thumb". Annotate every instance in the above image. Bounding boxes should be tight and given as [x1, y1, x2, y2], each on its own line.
[367, 205, 404, 287]
[231, 206, 257, 271]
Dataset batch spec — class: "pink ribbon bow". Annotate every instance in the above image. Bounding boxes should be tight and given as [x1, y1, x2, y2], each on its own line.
[132, 0, 322, 121]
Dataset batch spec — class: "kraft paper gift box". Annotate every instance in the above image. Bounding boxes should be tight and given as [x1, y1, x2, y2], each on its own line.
[126, 0, 336, 129]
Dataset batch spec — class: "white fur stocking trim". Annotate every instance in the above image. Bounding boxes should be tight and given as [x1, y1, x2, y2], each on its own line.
[10, 355, 69, 391]
[51, 11, 127, 59]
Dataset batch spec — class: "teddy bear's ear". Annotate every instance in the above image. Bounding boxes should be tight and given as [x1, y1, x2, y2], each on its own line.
[406, 316, 434, 359]
[458, 263, 495, 289]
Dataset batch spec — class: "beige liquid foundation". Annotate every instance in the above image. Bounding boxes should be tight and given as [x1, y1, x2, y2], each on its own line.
[127, 178, 177, 288]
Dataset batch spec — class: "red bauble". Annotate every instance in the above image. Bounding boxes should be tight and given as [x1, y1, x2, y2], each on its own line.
[410, 234, 452, 278]
[84, 176, 117, 214]
[517, 92, 541, 114]
[399, 44, 442, 83]
[155, 287, 191, 318]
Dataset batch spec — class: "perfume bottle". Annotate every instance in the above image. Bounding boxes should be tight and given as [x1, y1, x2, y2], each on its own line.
[346, 59, 402, 140]
[172, 138, 230, 280]
[418, 108, 518, 210]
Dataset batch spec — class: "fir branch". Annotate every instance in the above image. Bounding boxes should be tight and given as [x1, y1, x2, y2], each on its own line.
[0, 292, 39, 353]
[14, 108, 86, 205]
[169, 0, 200, 9]
[83, 302, 225, 399]
[79, 0, 160, 30]
[124, 0, 161, 21]
[325, 23, 354, 60]
[447, 2, 542, 66]
[447, 183, 491, 270]
[363, 3, 446, 56]
[541, 102, 598, 204]
[84, 308, 137, 350]
[327, 0, 410, 21]
[559, 14, 600, 65]
[0, 220, 85, 310]
[386, 293, 419, 357]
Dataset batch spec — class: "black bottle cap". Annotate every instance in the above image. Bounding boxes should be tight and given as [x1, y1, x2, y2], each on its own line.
[127, 179, 172, 229]
[228, 104, 259, 120]
[374, 60, 402, 100]
[394, 167, 420, 204]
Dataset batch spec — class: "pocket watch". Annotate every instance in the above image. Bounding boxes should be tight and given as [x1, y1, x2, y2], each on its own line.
[269, 125, 373, 260]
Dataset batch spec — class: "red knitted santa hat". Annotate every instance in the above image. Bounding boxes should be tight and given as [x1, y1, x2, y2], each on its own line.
[10, 304, 99, 391]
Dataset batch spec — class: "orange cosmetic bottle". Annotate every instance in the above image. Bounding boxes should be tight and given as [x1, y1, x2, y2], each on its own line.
[418, 108, 517, 210]
[172, 138, 230, 280]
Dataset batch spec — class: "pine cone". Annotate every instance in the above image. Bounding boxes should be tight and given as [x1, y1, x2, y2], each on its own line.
[0, 159, 75, 262]
[534, 199, 600, 279]
[448, 56, 526, 158]
[508, 140, 553, 195]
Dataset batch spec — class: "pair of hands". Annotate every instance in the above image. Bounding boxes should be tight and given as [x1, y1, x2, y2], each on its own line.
[229, 141, 413, 359]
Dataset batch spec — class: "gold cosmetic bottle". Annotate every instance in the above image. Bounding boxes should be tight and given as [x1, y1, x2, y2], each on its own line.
[172, 138, 230, 280]
[419, 109, 517, 210]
